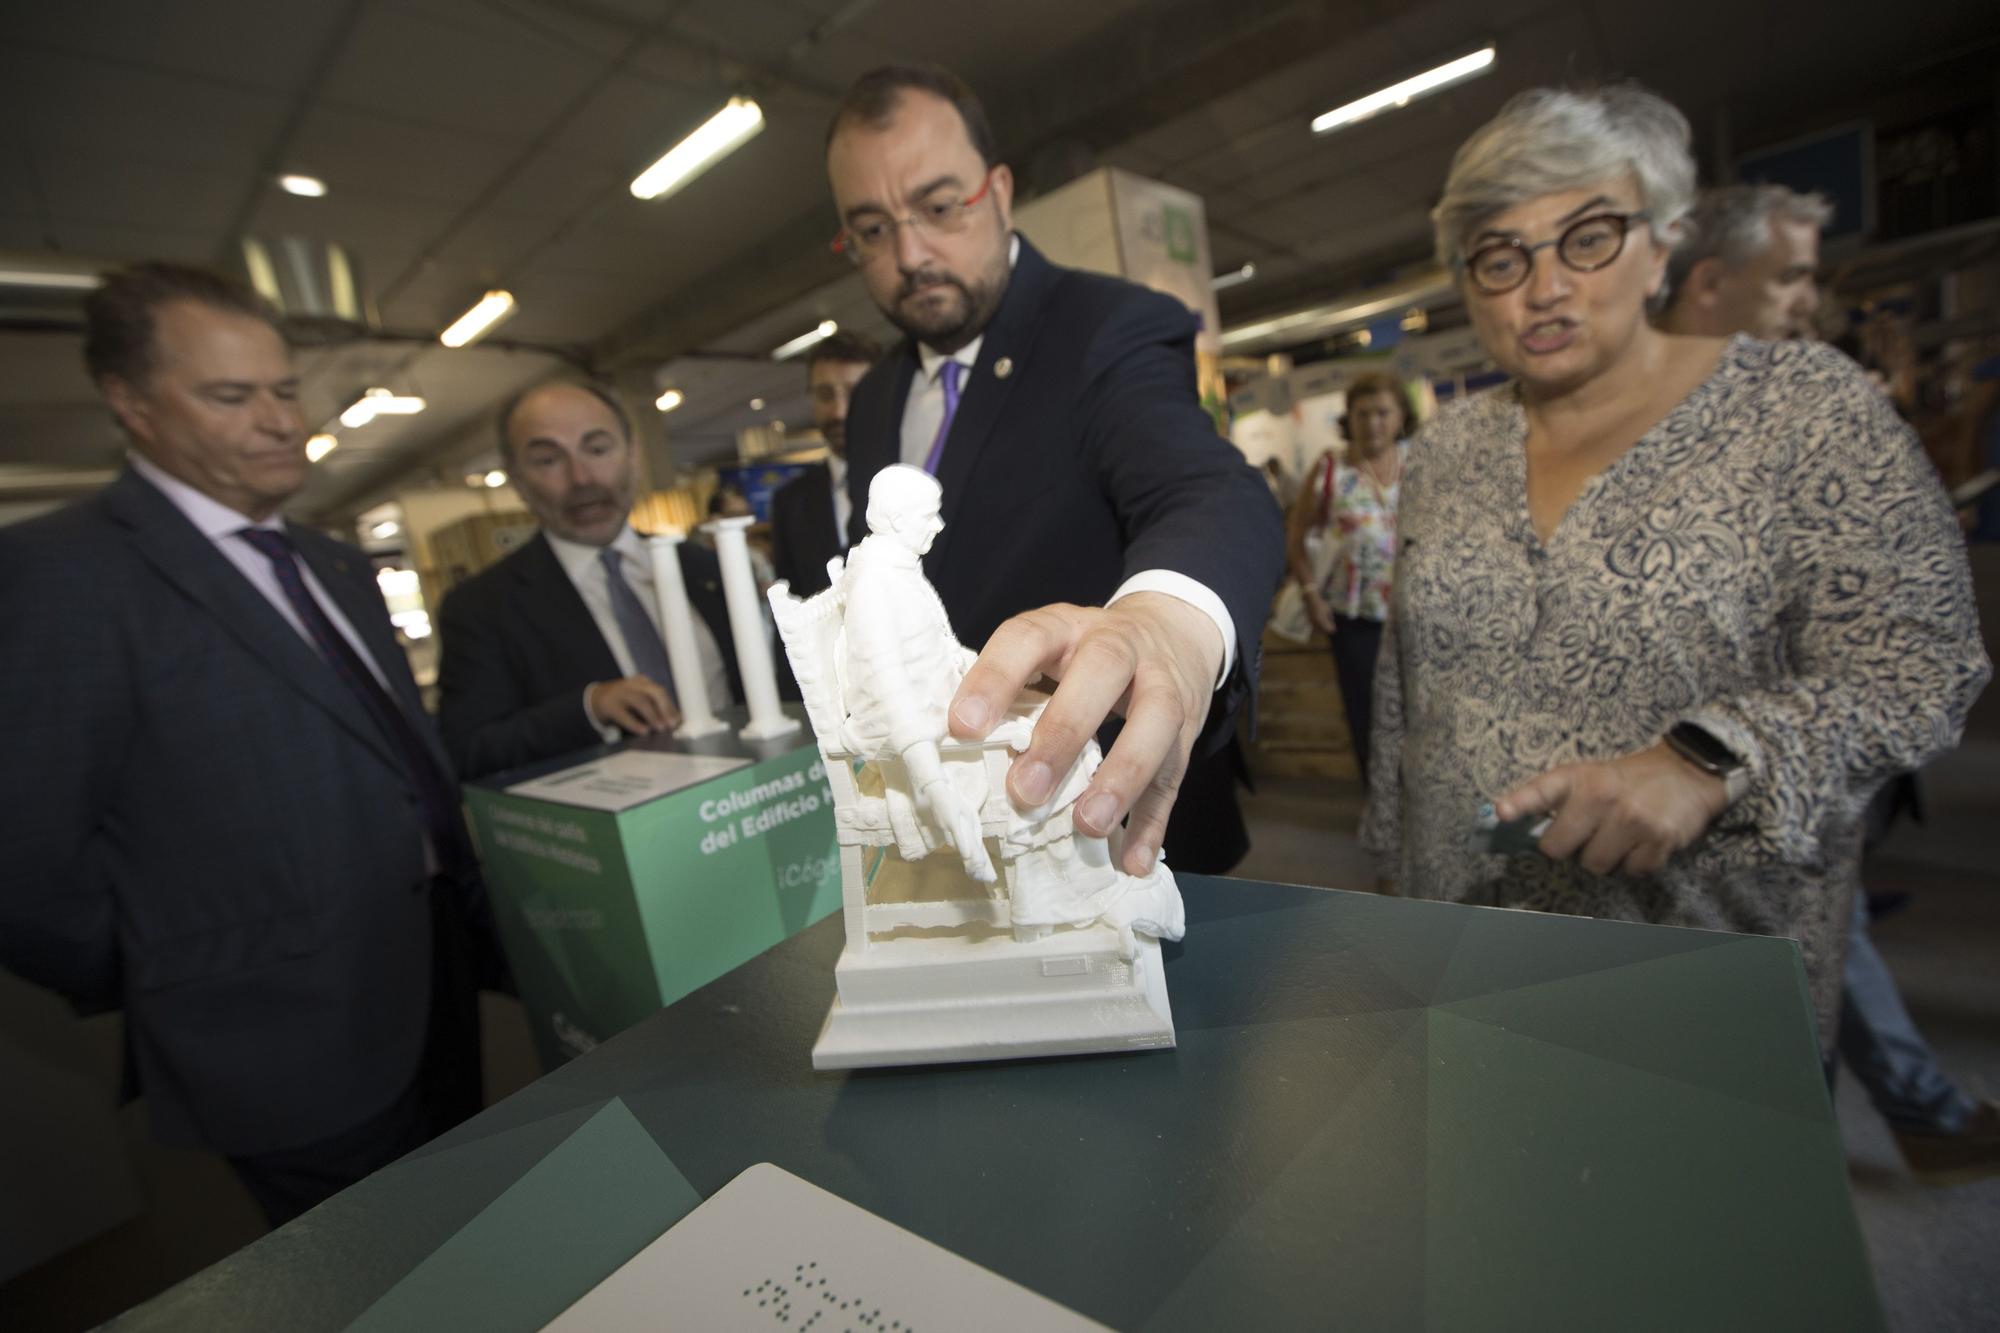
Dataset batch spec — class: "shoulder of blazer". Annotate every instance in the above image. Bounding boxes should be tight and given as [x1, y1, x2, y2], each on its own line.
[1006, 236, 1197, 358]
[441, 530, 567, 617]
[288, 526, 374, 590]
[772, 464, 827, 514]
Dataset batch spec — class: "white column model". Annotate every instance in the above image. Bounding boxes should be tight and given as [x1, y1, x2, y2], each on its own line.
[646, 532, 729, 738]
[705, 515, 800, 740]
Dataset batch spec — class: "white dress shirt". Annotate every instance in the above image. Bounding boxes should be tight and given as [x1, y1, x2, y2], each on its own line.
[543, 526, 733, 737]
[128, 452, 394, 691]
[827, 453, 852, 550]
[894, 234, 1238, 682]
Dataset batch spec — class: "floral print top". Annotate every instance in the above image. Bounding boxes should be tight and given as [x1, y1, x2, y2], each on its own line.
[1306, 443, 1405, 620]
[1360, 336, 1989, 1043]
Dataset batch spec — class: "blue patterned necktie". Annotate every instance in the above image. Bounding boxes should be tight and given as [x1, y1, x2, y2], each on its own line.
[599, 546, 676, 700]
[237, 527, 468, 869]
[922, 359, 964, 475]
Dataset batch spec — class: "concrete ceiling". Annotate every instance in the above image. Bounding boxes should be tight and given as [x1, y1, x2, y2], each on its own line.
[2, 0, 1995, 529]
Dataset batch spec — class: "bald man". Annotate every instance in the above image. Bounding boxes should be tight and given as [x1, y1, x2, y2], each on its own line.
[437, 380, 743, 780]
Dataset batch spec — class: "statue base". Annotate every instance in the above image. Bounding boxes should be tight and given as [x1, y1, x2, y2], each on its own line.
[810, 925, 1175, 1070]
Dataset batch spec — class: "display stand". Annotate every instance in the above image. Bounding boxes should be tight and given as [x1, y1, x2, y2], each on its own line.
[465, 708, 839, 1069]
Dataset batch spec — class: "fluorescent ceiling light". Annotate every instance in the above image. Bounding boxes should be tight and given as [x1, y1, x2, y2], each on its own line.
[306, 433, 338, 462]
[630, 97, 765, 201]
[1212, 262, 1257, 291]
[484, 470, 508, 488]
[1311, 46, 1496, 135]
[655, 388, 685, 412]
[439, 290, 516, 348]
[278, 173, 327, 197]
[772, 319, 838, 360]
[369, 520, 401, 539]
[339, 387, 427, 429]
[0, 267, 101, 291]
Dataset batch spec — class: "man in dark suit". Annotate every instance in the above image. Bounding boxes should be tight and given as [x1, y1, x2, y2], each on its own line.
[769, 329, 881, 597]
[438, 380, 744, 781]
[825, 66, 1284, 875]
[0, 263, 490, 1224]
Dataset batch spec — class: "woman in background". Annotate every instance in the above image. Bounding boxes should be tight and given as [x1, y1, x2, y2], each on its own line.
[1285, 371, 1415, 783]
[1360, 84, 1987, 1048]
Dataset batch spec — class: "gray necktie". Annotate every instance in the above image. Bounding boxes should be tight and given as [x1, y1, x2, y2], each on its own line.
[599, 547, 676, 699]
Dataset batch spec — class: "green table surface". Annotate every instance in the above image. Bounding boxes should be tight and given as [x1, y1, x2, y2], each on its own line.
[109, 878, 1884, 1332]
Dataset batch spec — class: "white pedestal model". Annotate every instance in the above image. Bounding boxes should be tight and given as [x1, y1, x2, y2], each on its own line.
[766, 465, 1182, 1071]
[646, 533, 728, 739]
[704, 515, 800, 742]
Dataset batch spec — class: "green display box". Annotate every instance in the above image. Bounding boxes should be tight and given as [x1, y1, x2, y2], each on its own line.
[466, 717, 841, 1070]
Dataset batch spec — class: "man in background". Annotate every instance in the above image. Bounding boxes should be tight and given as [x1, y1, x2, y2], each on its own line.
[437, 380, 741, 780]
[1658, 183, 1829, 340]
[825, 65, 1283, 876]
[0, 262, 490, 1223]
[771, 329, 882, 596]
[1664, 185, 1998, 1181]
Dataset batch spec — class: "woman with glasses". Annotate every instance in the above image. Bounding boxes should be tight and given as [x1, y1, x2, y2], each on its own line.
[1359, 85, 1987, 1048]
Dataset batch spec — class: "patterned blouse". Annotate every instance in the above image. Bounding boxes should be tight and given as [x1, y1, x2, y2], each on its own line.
[1360, 336, 1989, 1044]
[1306, 444, 1405, 620]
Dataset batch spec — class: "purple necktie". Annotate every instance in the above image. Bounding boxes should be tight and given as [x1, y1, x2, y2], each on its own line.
[922, 360, 964, 475]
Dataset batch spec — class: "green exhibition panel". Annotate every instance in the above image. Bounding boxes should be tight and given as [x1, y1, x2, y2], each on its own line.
[463, 707, 842, 1068]
[109, 879, 1884, 1332]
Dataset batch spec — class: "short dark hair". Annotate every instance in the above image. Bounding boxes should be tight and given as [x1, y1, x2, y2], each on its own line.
[496, 377, 631, 463]
[83, 261, 285, 384]
[826, 64, 998, 168]
[1344, 371, 1418, 439]
[807, 329, 883, 372]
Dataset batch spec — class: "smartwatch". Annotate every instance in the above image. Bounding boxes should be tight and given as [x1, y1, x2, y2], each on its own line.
[1664, 722, 1751, 804]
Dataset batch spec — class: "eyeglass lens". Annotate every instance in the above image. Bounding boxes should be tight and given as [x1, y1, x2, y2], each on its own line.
[1469, 214, 1632, 292]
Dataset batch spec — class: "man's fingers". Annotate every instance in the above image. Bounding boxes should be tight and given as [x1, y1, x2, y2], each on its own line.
[1072, 669, 1186, 840]
[606, 697, 648, 733]
[1009, 629, 1138, 810]
[949, 606, 1078, 739]
[1112, 721, 1188, 875]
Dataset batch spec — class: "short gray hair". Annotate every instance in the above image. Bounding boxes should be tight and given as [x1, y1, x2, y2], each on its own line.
[1432, 85, 1696, 270]
[1663, 183, 1834, 301]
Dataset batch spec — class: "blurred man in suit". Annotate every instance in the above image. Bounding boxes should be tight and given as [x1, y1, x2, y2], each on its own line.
[770, 329, 882, 596]
[437, 380, 743, 780]
[1665, 184, 1999, 1181]
[1658, 183, 1828, 341]
[826, 65, 1283, 875]
[0, 262, 490, 1224]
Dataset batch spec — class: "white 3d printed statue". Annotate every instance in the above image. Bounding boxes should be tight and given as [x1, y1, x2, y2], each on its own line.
[768, 466, 1184, 1069]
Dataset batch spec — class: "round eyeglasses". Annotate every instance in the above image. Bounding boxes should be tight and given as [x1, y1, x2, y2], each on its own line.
[830, 168, 996, 265]
[1459, 211, 1652, 295]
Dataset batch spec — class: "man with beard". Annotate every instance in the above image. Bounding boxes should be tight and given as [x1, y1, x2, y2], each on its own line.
[770, 329, 881, 596]
[1658, 183, 1829, 341]
[437, 379, 742, 780]
[826, 65, 1284, 876]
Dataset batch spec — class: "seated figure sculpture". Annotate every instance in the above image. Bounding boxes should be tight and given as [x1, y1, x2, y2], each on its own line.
[769, 466, 1184, 1067]
[834, 467, 1183, 951]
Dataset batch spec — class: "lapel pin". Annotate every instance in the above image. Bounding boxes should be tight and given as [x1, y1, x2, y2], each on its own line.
[994, 356, 1013, 380]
